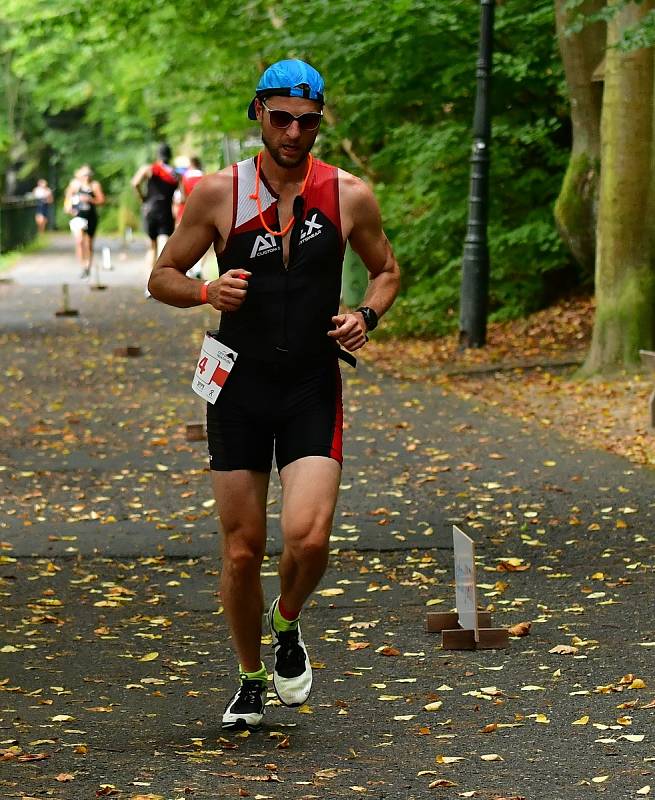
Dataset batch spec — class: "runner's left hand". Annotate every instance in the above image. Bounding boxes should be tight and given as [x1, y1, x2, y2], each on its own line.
[328, 312, 368, 352]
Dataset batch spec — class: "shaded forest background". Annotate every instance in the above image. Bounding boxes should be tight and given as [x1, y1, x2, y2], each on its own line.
[1, 0, 654, 365]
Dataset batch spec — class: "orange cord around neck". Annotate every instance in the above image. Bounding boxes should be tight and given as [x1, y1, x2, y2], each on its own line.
[249, 151, 313, 237]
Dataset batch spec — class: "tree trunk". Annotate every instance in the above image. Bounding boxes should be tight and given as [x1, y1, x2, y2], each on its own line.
[583, 0, 655, 374]
[554, 0, 605, 273]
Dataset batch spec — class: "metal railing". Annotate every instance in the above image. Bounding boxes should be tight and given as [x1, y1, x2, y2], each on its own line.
[0, 197, 38, 254]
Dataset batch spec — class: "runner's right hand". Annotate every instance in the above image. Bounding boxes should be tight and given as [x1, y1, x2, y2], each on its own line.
[209, 269, 251, 312]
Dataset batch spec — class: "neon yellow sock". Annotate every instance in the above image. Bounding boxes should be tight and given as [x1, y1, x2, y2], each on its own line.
[273, 601, 299, 632]
[239, 662, 268, 686]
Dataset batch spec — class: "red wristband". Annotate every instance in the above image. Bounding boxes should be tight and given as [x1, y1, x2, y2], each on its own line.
[200, 280, 210, 304]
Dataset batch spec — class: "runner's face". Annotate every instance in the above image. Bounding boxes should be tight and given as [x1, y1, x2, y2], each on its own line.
[257, 96, 322, 168]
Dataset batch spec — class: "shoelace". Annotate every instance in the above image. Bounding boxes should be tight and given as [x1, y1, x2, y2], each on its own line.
[237, 679, 263, 706]
[277, 629, 305, 671]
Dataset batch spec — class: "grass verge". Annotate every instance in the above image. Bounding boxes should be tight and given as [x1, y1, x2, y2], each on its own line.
[0, 234, 51, 275]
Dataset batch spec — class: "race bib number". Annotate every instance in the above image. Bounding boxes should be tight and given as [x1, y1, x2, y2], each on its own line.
[192, 333, 237, 404]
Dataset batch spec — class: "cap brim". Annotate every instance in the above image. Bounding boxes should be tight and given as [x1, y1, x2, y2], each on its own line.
[247, 97, 257, 120]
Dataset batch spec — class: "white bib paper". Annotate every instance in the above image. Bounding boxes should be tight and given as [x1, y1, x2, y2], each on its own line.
[192, 333, 238, 404]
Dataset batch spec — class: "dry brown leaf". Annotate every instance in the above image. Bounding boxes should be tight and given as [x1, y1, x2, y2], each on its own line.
[549, 644, 578, 655]
[131, 796, 165, 800]
[508, 621, 531, 637]
[17, 752, 49, 762]
[347, 641, 370, 651]
[481, 722, 498, 733]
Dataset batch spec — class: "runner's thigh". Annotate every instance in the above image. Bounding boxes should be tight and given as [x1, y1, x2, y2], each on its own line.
[279, 456, 341, 540]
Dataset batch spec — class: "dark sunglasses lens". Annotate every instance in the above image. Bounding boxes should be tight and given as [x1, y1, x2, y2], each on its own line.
[298, 113, 322, 131]
[269, 109, 322, 131]
[269, 110, 294, 128]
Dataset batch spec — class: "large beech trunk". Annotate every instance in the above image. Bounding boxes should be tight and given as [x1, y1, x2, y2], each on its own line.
[583, 0, 655, 373]
[554, 0, 605, 273]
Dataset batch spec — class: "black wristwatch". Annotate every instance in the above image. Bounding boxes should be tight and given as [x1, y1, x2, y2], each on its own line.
[356, 306, 378, 332]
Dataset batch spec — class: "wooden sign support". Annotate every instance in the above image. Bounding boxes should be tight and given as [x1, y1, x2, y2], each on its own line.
[426, 526, 509, 650]
[113, 346, 142, 358]
[55, 284, 79, 317]
[185, 422, 206, 442]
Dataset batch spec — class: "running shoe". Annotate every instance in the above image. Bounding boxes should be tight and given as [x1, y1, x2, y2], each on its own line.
[221, 677, 266, 731]
[267, 596, 312, 707]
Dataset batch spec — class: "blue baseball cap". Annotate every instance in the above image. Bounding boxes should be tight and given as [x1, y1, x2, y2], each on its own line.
[247, 59, 325, 120]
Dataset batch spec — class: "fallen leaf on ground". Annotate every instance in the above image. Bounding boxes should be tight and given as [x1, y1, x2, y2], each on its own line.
[508, 621, 531, 637]
[549, 644, 578, 655]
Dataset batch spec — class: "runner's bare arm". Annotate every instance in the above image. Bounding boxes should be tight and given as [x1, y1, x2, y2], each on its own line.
[63, 181, 75, 215]
[130, 165, 151, 200]
[328, 175, 401, 351]
[92, 181, 106, 206]
[148, 173, 251, 310]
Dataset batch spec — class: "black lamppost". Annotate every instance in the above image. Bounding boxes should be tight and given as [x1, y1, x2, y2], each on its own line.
[459, 0, 495, 348]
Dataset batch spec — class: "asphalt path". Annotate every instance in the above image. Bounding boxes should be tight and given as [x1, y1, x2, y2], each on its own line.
[1, 237, 654, 799]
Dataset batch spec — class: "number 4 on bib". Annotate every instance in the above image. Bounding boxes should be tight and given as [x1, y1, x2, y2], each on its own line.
[192, 332, 238, 404]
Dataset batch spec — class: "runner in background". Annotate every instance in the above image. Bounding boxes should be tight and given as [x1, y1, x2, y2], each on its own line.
[32, 179, 53, 234]
[64, 165, 105, 278]
[176, 156, 206, 279]
[131, 144, 178, 272]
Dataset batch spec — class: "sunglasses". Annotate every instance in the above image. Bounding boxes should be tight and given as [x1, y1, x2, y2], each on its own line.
[261, 100, 323, 132]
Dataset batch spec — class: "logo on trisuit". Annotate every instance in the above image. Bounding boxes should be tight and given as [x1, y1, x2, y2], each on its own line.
[300, 213, 323, 243]
[250, 233, 279, 258]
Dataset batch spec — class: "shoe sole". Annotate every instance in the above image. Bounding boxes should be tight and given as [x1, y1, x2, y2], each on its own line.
[221, 718, 262, 732]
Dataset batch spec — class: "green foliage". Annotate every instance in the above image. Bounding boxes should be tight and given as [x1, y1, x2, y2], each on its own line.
[564, 0, 655, 50]
[1, 0, 573, 333]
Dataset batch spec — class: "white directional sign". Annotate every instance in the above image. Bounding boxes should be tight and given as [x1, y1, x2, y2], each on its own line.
[453, 525, 479, 641]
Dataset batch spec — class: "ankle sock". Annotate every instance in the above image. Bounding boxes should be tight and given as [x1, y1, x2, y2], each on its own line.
[274, 598, 300, 632]
[239, 662, 268, 686]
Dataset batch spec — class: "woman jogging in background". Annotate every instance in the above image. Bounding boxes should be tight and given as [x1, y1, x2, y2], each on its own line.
[64, 165, 105, 278]
[32, 179, 53, 234]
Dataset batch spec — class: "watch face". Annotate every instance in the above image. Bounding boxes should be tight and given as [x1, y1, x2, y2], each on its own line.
[359, 307, 377, 331]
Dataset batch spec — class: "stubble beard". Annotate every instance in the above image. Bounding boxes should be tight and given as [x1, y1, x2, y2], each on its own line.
[262, 131, 314, 169]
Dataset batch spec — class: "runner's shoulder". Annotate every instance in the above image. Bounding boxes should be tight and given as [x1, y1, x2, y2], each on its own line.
[184, 168, 233, 209]
[337, 169, 378, 216]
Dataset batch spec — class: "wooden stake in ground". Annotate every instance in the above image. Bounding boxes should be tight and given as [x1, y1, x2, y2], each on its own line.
[54, 284, 79, 317]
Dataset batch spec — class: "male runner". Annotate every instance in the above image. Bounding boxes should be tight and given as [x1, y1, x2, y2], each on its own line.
[131, 143, 178, 269]
[148, 59, 400, 731]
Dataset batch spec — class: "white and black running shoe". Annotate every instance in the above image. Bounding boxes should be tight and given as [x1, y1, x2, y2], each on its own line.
[221, 678, 266, 731]
[267, 596, 312, 707]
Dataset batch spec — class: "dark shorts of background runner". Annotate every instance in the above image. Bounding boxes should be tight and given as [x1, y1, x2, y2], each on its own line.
[144, 213, 174, 240]
[77, 210, 98, 238]
[206, 354, 343, 472]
